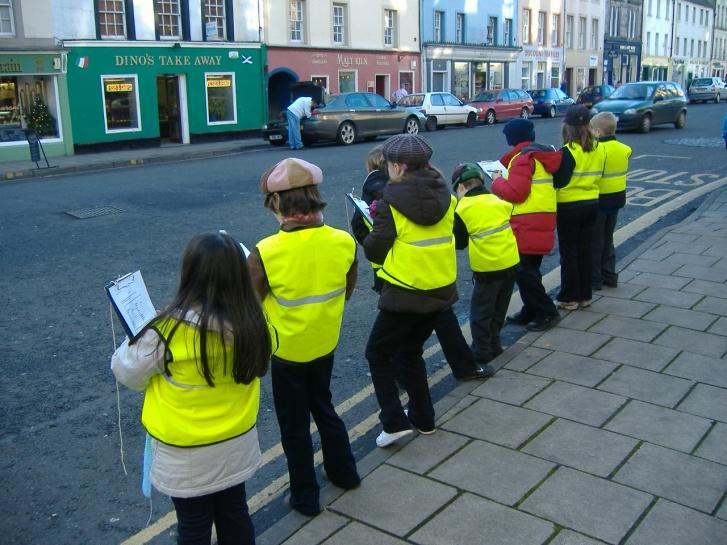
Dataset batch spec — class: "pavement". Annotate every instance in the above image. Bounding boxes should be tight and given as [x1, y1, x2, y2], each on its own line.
[0, 137, 269, 181]
[258, 188, 727, 545]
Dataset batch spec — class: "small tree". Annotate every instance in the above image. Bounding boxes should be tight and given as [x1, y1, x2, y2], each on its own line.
[27, 96, 56, 137]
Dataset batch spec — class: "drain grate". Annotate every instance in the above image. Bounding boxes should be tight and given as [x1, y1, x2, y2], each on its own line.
[65, 206, 124, 219]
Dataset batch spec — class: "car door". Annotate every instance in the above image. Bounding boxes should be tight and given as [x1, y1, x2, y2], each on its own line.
[428, 93, 447, 123]
[556, 89, 573, 114]
[344, 93, 378, 135]
[651, 85, 670, 124]
[443, 93, 467, 124]
[367, 92, 401, 134]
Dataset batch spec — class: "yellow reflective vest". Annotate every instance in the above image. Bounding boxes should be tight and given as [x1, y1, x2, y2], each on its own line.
[556, 142, 605, 204]
[456, 193, 520, 272]
[257, 225, 355, 363]
[377, 196, 457, 290]
[142, 319, 260, 447]
[505, 153, 557, 215]
[598, 138, 631, 195]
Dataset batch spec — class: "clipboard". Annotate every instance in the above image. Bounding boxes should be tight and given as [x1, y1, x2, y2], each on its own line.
[105, 271, 157, 341]
[346, 193, 373, 226]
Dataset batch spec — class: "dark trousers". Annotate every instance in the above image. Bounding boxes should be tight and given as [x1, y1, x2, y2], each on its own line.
[271, 354, 359, 515]
[172, 483, 254, 545]
[592, 209, 619, 288]
[434, 306, 478, 378]
[366, 310, 438, 433]
[515, 254, 558, 321]
[557, 204, 598, 303]
[470, 269, 516, 366]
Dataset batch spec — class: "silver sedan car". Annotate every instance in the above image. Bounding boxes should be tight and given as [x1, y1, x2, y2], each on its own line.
[688, 77, 727, 104]
[263, 92, 425, 146]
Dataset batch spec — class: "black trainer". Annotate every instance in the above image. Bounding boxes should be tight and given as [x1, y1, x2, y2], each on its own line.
[458, 364, 496, 381]
[506, 310, 532, 325]
[525, 313, 561, 332]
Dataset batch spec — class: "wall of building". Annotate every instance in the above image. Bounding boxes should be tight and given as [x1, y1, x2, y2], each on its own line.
[421, 0, 517, 46]
[711, 0, 726, 76]
[642, 0, 674, 79]
[564, 0, 606, 95]
[672, 0, 715, 84]
[516, 0, 563, 90]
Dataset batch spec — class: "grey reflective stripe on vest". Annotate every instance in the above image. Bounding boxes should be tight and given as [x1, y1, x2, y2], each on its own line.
[601, 170, 627, 178]
[163, 374, 209, 390]
[571, 170, 602, 177]
[272, 287, 346, 307]
[470, 221, 511, 240]
[409, 235, 453, 247]
[532, 177, 553, 184]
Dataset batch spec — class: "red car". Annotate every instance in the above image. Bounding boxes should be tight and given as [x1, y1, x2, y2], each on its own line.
[467, 89, 534, 125]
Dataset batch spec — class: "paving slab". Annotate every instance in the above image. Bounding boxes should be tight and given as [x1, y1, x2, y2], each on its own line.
[587, 297, 656, 319]
[548, 530, 604, 545]
[695, 423, 727, 465]
[626, 272, 691, 290]
[532, 328, 611, 356]
[625, 258, 681, 275]
[526, 352, 618, 387]
[655, 240, 713, 255]
[673, 263, 727, 283]
[642, 306, 718, 331]
[557, 310, 606, 331]
[662, 252, 721, 268]
[520, 467, 652, 544]
[522, 419, 638, 477]
[682, 278, 727, 298]
[410, 493, 554, 545]
[503, 346, 552, 372]
[718, 500, 727, 521]
[653, 326, 727, 358]
[693, 295, 727, 316]
[678, 383, 727, 422]
[387, 430, 470, 475]
[605, 400, 712, 452]
[470, 369, 551, 405]
[598, 366, 693, 407]
[441, 398, 551, 448]
[589, 315, 667, 342]
[430, 439, 554, 505]
[596, 283, 645, 299]
[633, 286, 704, 309]
[524, 381, 626, 427]
[661, 232, 701, 244]
[591, 338, 678, 372]
[638, 246, 674, 261]
[664, 351, 727, 388]
[329, 465, 457, 536]
[708, 316, 727, 336]
[320, 522, 409, 545]
[281, 512, 349, 545]
[625, 499, 727, 545]
[614, 443, 727, 513]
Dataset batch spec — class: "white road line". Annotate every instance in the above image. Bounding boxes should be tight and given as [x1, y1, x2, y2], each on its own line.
[632, 154, 691, 160]
[121, 181, 722, 544]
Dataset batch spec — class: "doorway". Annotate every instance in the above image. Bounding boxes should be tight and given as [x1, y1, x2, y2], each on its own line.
[565, 67, 574, 96]
[157, 75, 182, 144]
[267, 70, 299, 121]
[589, 68, 597, 85]
[375, 74, 389, 99]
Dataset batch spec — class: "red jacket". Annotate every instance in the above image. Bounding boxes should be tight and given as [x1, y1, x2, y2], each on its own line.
[492, 141, 562, 255]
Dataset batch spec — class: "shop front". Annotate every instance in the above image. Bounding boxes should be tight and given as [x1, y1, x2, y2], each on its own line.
[423, 44, 519, 100]
[65, 42, 266, 152]
[641, 56, 669, 81]
[0, 51, 73, 162]
[604, 41, 641, 86]
[518, 46, 562, 90]
[266, 48, 420, 120]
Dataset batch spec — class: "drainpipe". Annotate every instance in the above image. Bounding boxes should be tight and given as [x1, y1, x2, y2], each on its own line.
[562, 0, 567, 91]
[669, 0, 677, 79]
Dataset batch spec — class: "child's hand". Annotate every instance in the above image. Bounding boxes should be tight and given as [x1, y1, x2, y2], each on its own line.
[369, 200, 379, 218]
[491, 170, 502, 181]
[455, 184, 468, 199]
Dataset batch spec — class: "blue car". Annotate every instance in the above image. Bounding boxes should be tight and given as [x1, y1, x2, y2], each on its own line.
[528, 88, 575, 118]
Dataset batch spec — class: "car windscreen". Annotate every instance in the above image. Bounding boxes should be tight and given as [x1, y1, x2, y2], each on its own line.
[691, 78, 712, 86]
[608, 84, 655, 100]
[529, 90, 546, 99]
[398, 95, 424, 106]
[473, 92, 496, 101]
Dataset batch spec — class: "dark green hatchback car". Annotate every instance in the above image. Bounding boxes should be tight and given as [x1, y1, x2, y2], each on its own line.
[589, 81, 688, 133]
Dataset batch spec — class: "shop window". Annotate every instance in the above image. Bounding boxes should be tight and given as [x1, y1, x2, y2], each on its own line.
[205, 73, 236, 124]
[0, 76, 61, 142]
[102, 75, 140, 132]
[521, 64, 531, 89]
[550, 66, 560, 88]
[96, 0, 126, 38]
[204, 0, 226, 41]
[0, 0, 14, 35]
[155, 0, 181, 39]
[290, 0, 304, 43]
[338, 70, 356, 92]
[384, 9, 396, 47]
[536, 62, 546, 88]
[453, 62, 469, 100]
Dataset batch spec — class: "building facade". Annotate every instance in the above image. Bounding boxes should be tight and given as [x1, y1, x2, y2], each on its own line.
[516, 0, 564, 91]
[0, 0, 74, 161]
[60, 0, 266, 152]
[420, 0, 519, 99]
[563, 0, 606, 96]
[604, 0, 643, 86]
[712, 0, 726, 77]
[670, 0, 715, 86]
[264, 0, 420, 119]
[641, 0, 675, 80]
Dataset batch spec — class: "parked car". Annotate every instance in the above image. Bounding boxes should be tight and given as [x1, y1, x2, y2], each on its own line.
[589, 81, 688, 133]
[262, 92, 425, 146]
[576, 84, 615, 108]
[688, 77, 727, 103]
[397, 92, 478, 131]
[466, 89, 534, 125]
[527, 88, 576, 117]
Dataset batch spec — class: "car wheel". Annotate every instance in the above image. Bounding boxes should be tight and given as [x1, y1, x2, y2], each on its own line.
[639, 114, 652, 134]
[336, 122, 357, 145]
[716, 94, 721, 104]
[549, 106, 556, 118]
[485, 110, 496, 125]
[466, 113, 476, 128]
[405, 116, 420, 134]
[674, 110, 686, 129]
[520, 108, 529, 119]
[425, 116, 437, 131]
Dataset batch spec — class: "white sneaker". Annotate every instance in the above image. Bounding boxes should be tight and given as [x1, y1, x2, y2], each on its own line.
[376, 429, 414, 448]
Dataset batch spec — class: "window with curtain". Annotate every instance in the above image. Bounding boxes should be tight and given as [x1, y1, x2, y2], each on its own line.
[204, 0, 226, 40]
[290, 0, 304, 42]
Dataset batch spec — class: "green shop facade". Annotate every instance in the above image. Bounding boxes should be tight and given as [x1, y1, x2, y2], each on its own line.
[64, 42, 266, 152]
[0, 50, 74, 162]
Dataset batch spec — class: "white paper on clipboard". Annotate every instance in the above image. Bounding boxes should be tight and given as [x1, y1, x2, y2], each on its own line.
[105, 271, 156, 340]
[346, 193, 373, 226]
[478, 160, 506, 180]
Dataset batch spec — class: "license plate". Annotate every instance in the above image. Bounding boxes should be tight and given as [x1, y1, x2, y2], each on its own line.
[269, 134, 282, 141]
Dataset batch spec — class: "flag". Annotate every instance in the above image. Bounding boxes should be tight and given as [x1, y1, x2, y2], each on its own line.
[77, 56, 89, 69]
